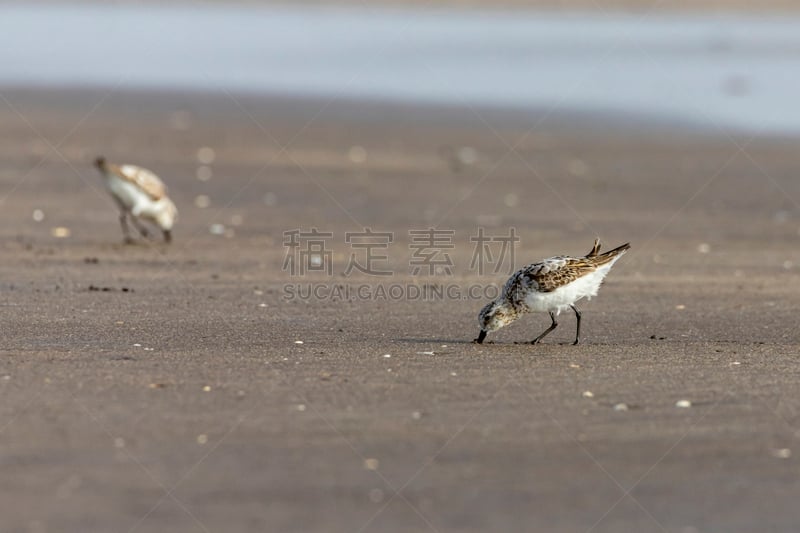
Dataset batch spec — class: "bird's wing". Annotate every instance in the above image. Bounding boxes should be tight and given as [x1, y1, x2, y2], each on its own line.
[520, 256, 597, 292]
[115, 164, 167, 200]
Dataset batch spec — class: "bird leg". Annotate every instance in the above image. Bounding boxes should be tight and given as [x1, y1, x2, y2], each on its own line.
[473, 330, 487, 344]
[129, 217, 150, 239]
[570, 304, 582, 345]
[119, 212, 135, 244]
[162, 230, 172, 244]
[531, 311, 558, 344]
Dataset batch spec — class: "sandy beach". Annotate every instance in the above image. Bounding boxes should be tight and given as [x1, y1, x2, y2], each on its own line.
[1, 84, 800, 533]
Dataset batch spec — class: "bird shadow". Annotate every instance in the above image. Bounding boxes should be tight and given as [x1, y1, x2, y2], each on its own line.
[393, 338, 476, 345]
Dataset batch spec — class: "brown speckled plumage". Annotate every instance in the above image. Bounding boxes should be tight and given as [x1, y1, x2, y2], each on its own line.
[110, 163, 168, 200]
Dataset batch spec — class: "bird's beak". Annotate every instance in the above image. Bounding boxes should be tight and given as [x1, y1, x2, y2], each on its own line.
[473, 330, 487, 344]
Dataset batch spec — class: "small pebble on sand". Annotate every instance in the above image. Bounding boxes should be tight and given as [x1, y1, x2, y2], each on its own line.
[196, 146, 216, 164]
[457, 146, 477, 165]
[772, 448, 791, 459]
[613, 403, 629, 412]
[348, 145, 367, 164]
[196, 166, 213, 181]
[194, 195, 211, 208]
[675, 399, 692, 408]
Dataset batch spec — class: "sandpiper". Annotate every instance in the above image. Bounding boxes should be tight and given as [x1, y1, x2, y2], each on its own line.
[474, 239, 630, 345]
[94, 157, 177, 243]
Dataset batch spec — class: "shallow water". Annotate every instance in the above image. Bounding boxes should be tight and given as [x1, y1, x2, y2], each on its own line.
[2, 4, 800, 134]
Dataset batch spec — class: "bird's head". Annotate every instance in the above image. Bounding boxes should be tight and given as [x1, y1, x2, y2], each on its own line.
[474, 300, 515, 343]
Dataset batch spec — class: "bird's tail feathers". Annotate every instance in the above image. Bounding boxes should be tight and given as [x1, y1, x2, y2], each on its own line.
[586, 238, 601, 257]
[592, 242, 630, 265]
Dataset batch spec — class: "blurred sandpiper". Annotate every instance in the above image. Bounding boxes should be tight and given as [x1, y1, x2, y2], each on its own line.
[94, 157, 177, 243]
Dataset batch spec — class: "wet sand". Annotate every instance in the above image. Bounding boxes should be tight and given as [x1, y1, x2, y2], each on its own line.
[1, 88, 800, 532]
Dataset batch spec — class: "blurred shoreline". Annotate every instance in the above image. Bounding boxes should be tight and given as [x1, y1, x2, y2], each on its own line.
[5, 5, 800, 136]
[0, 86, 739, 138]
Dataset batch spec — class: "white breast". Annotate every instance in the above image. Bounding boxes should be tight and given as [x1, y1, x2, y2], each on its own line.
[106, 173, 152, 211]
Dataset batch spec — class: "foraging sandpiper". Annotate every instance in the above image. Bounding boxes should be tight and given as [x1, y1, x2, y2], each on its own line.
[474, 239, 630, 344]
[94, 157, 177, 243]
